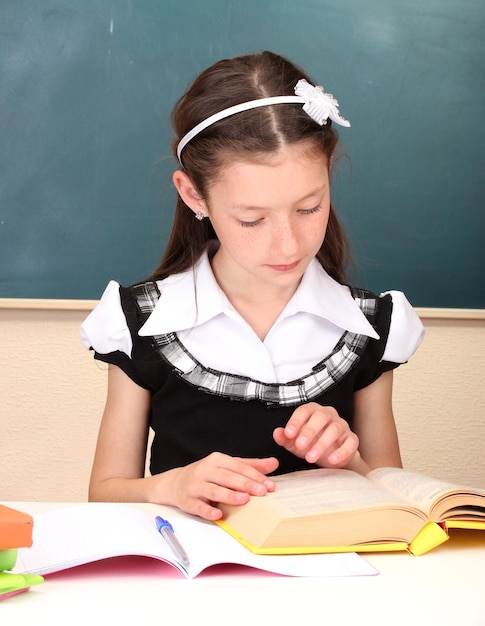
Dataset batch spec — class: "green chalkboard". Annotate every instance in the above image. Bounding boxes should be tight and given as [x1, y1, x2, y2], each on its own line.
[1, 0, 484, 306]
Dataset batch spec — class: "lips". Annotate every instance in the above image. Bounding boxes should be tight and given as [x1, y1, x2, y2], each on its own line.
[267, 260, 300, 272]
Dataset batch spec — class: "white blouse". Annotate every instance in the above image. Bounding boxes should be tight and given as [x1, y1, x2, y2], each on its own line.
[80, 252, 424, 384]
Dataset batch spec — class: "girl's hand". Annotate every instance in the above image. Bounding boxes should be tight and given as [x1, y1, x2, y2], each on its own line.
[154, 453, 279, 521]
[273, 402, 359, 469]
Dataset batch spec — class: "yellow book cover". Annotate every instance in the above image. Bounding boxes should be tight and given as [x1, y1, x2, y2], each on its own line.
[446, 520, 485, 531]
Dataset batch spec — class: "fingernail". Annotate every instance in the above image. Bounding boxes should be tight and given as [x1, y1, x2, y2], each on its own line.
[252, 483, 266, 496]
[234, 491, 250, 502]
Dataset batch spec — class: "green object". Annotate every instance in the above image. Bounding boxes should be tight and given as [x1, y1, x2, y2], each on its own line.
[0, 549, 18, 572]
[0, 571, 44, 594]
[0, 549, 44, 598]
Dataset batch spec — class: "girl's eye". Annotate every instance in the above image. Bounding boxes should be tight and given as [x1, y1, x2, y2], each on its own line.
[238, 205, 321, 227]
[239, 219, 263, 228]
[299, 205, 321, 215]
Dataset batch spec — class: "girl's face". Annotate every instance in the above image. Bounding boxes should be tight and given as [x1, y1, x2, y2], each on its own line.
[203, 143, 331, 297]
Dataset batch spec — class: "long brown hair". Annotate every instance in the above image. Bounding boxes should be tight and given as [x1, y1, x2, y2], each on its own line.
[150, 51, 351, 283]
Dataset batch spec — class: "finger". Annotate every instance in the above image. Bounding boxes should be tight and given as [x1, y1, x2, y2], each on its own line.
[274, 427, 313, 461]
[242, 457, 279, 487]
[193, 501, 224, 521]
[194, 456, 277, 497]
[178, 479, 251, 520]
[292, 408, 341, 453]
[198, 481, 253, 507]
[309, 430, 359, 466]
[220, 455, 279, 491]
[326, 432, 360, 466]
[295, 418, 354, 464]
[282, 403, 318, 439]
[273, 426, 287, 447]
[187, 493, 249, 522]
[209, 452, 277, 479]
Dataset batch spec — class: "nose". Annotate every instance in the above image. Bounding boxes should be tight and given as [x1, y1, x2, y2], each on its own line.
[271, 216, 299, 258]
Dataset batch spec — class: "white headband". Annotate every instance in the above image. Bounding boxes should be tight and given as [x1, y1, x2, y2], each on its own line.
[176, 78, 350, 163]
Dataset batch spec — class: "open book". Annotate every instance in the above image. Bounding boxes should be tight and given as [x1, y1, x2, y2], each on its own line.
[12, 503, 376, 579]
[217, 467, 485, 556]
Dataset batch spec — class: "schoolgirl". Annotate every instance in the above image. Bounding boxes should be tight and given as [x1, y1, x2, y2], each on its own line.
[81, 51, 424, 520]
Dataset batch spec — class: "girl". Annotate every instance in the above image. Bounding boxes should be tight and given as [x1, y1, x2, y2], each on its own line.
[81, 51, 424, 521]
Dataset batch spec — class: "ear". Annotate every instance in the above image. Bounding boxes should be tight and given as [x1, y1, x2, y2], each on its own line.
[172, 170, 208, 217]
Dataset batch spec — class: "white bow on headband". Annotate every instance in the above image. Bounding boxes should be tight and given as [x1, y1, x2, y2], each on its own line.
[294, 79, 351, 127]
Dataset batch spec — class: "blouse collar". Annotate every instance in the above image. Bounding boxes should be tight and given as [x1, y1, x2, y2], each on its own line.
[139, 247, 379, 339]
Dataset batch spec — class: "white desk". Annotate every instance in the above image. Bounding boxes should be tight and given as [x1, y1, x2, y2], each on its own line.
[2, 502, 485, 625]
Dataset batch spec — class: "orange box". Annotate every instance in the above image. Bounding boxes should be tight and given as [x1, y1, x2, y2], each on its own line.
[0, 505, 34, 549]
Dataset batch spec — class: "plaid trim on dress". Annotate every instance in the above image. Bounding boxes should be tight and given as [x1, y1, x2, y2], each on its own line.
[132, 283, 378, 407]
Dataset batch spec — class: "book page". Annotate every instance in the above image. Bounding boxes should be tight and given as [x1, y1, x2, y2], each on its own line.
[14, 504, 176, 575]
[265, 469, 413, 516]
[13, 503, 376, 579]
[367, 468, 476, 516]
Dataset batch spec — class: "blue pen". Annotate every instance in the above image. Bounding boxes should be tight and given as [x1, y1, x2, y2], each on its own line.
[155, 516, 190, 567]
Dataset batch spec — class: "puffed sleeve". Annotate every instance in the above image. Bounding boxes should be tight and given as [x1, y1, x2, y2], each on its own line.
[79, 280, 133, 357]
[380, 290, 424, 363]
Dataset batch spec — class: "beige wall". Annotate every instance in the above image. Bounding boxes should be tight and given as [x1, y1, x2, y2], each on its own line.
[1, 303, 484, 502]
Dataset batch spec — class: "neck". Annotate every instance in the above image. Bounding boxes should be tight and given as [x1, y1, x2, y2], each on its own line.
[210, 253, 300, 341]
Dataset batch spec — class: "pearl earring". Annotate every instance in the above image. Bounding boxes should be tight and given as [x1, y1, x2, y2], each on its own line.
[195, 211, 205, 221]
